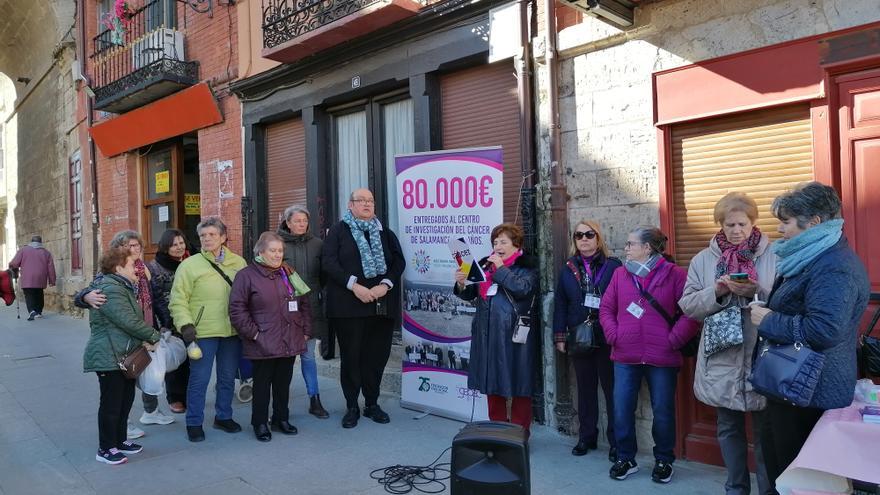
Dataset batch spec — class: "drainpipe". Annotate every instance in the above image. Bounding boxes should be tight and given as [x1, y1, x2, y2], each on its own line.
[543, 0, 575, 433]
[78, 0, 101, 274]
[517, 0, 544, 424]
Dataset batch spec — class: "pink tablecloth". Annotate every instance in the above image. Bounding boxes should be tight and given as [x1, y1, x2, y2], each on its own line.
[777, 401, 880, 495]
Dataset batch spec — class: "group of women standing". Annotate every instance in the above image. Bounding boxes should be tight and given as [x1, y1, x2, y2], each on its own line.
[82, 206, 331, 464]
[461, 182, 869, 493]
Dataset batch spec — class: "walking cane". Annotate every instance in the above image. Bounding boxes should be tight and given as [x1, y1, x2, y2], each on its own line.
[13, 275, 20, 319]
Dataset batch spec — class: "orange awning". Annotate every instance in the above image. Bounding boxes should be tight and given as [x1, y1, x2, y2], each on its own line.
[90, 83, 223, 157]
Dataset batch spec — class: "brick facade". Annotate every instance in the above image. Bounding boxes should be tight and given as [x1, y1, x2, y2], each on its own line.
[84, 2, 244, 256]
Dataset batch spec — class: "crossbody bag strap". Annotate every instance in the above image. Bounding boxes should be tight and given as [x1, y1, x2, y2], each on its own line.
[206, 258, 234, 286]
[501, 286, 536, 319]
[104, 331, 133, 362]
[639, 287, 677, 327]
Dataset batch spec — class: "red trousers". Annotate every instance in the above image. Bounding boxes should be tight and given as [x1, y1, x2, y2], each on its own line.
[487, 394, 533, 432]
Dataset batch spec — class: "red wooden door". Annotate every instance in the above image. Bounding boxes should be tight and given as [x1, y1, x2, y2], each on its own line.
[837, 70, 880, 293]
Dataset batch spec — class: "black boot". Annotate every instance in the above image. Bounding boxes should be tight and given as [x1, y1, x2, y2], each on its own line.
[253, 424, 271, 442]
[309, 395, 329, 419]
[320, 338, 335, 360]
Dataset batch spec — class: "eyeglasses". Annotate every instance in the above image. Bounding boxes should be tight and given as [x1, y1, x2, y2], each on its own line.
[573, 231, 597, 240]
[351, 198, 375, 205]
[127, 242, 142, 249]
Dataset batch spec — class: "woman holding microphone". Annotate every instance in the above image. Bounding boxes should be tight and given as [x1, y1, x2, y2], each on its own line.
[454, 223, 539, 435]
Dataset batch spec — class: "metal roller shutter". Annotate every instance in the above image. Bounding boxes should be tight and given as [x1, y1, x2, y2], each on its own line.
[440, 61, 523, 223]
[671, 104, 814, 265]
[266, 118, 307, 228]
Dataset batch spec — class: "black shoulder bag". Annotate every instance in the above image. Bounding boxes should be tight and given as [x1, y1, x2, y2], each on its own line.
[565, 260, 601, 356]
[207, 259, 234, 286]
[860, 299, 880, 377]
[638, 287, 699, 357]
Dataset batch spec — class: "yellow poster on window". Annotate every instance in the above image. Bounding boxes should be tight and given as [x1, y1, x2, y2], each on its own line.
[155, 171, 170, 194]
[184, 194, 201, 215]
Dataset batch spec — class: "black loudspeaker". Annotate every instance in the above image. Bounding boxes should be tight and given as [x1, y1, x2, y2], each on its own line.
[451, 421, 530, 495]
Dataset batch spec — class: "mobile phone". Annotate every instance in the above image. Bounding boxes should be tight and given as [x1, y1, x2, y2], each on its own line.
[376, 298, 388, 316]
[729, 273, 749, 282]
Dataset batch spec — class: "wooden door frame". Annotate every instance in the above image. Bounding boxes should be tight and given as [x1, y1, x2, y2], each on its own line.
[140, 142, 183, 257]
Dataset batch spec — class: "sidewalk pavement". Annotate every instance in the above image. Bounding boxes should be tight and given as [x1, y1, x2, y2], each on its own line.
[0, 306, 730, 494]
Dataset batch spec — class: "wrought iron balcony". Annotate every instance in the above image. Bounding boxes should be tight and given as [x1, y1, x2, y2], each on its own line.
[261, 0, 423, 63]
[90, 0, 199, 114]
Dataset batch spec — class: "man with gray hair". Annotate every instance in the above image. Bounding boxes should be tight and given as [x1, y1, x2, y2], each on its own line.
[322, 188, 405, 428]
[10, 235, 56, 320]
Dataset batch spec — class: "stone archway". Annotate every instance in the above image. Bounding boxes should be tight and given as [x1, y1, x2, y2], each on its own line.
[0, 0, 92, 312]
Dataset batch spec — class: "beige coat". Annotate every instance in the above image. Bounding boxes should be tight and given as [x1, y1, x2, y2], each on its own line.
[679, 234, 776, 412]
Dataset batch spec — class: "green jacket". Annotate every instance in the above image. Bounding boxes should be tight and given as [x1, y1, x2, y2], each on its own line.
[169, 248, 247, 338]
[83, 274, 160, 373]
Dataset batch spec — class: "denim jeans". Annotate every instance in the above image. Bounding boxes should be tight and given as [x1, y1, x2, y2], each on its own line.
[613, 363, 679, 463]
[186, 337, 242, 427]
[300, 338, 319, 397]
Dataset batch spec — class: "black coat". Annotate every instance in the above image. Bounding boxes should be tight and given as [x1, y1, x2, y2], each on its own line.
[758, 237, 869, 409]
[277, 223, 329, 340]
[552, 254, 622, 345]
[321, 220, 405, 319]
[454, 254, 539, 397]
[147, 254, 181, 330]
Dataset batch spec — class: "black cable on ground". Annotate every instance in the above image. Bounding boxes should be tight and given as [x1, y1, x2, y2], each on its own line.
[370, 446, 453, 494]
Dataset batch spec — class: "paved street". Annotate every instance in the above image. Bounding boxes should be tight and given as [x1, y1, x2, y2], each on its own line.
[0, 306, 730, 494]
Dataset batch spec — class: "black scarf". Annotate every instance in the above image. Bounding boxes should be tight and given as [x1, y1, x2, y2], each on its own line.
[155, 251, 182, 272]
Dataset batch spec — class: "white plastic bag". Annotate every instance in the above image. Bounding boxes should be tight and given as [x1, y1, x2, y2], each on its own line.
[162, 334, 186, 372]
[137, 344, 166, 395]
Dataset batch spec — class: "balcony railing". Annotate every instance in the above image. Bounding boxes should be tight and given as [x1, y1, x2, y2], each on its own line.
[262, 0, 389, 49]
[90, 0, 199, 114]
[261, 0, 423, 62]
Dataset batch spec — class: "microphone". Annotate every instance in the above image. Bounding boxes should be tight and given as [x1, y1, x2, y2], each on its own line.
[480, 258, 493, 272]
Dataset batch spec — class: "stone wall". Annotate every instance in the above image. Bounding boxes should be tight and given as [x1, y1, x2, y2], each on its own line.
[0, 0, 92, 314]
[534, 0, 880, 443]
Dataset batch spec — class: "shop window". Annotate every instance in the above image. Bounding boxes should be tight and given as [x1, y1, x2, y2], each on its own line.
[381, 98, 414, 233]
[329, 91, 414, 226]
[335, 110, 369, 215]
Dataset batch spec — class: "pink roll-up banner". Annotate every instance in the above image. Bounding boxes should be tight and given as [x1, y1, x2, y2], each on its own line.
[395, 147, 503, 421]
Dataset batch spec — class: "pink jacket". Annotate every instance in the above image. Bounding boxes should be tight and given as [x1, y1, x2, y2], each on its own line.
[9, 245, 56, 289]
[599, 259, 700, 368]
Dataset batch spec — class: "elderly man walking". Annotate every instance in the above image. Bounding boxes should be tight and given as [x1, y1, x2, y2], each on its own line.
[322, 188, 405, 429]
[10, 235, 56, 320]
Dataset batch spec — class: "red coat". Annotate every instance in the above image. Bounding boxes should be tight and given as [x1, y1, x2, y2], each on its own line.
[9, 245, 56, 289]
[599, 259, 700, 368]
[229, 263, 312, 360]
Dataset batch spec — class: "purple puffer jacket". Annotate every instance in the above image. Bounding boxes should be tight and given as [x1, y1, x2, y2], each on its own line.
[599, 259, 700, 368]
[229, 263, 312, 360]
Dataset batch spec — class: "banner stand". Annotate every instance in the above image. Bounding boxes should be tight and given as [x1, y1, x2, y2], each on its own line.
[395, 147, 504, 423]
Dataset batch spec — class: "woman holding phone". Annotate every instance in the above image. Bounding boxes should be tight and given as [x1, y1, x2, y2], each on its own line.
[679, 192, 776, 495]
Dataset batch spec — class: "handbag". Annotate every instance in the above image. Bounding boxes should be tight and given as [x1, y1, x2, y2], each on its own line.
[859, 304, 880, 377]
[564, 258, 603, 356]
[749, 339, 826, 407]
[567, 318, 600, 356]
[703, 305, 744, 357]
[107, 335, 152, 380]
[503, 288, 535, 345]
[639, 287, 700, 357]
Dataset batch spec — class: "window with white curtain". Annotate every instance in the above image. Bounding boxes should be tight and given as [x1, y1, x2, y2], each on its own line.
[382, 99, 414, 233]
[335, 111, 369, 216]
